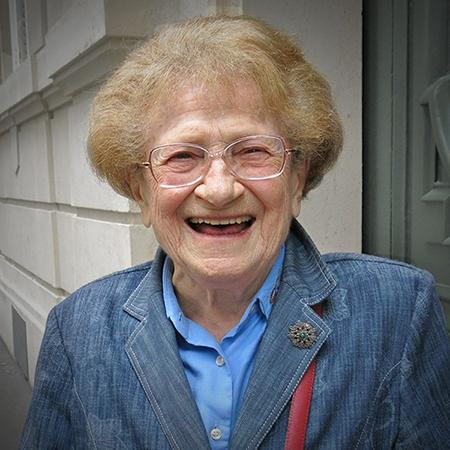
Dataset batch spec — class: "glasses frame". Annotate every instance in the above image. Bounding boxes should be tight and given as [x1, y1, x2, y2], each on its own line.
[139, 134, 297, 189]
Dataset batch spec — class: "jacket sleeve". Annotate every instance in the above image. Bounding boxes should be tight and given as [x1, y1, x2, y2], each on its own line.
[396, 272, 450, 448]
[20, 307, 74, 449]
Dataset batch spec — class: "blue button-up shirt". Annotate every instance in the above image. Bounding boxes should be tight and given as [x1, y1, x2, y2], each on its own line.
[162, 247, 285, 449]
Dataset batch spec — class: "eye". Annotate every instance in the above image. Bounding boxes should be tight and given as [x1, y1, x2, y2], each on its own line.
[234, 145, 274, 160]
[165, 148, 205, 163]
[242, 146, 267, 154]
[170, 151, 196, 160]
[151, 145, 206, 174]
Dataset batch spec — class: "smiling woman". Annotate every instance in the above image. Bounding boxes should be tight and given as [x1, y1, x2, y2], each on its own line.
[21, 15, 450, 450]
[126, 81, 308, 331]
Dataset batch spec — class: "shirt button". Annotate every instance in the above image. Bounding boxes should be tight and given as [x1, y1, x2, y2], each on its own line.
[210, 427, 222, 440]
[215, 355, 225, 367]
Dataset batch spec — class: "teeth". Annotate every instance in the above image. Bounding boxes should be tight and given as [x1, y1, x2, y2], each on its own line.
[190, 216, 252, 226]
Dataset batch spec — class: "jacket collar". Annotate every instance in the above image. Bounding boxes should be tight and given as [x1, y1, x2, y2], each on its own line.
[122, 246, 166, 320]
[281, 219, 337, 304]
[123, 219, 336, 449]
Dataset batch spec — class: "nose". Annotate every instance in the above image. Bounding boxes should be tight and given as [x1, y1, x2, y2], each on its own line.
[194, 158, 244, 207]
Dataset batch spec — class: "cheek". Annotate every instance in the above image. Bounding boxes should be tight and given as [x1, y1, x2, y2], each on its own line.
[258, 181, 294, 231]
[288, 168, 307, 217]
[150, 188, 191, 227]
[150, 198, 182, 251]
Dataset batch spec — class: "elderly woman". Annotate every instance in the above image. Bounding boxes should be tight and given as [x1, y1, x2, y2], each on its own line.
[22, 15, 450, 450]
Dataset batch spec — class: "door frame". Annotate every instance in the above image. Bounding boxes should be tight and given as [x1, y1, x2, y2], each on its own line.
[363, 0, 409, 261]
[363, 0, 450, 319]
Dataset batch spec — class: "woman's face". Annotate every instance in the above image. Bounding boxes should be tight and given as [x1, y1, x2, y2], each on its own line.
[132, 82, 308, 296]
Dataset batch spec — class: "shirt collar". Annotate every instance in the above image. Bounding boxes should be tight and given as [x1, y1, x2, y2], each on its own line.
[162, 245, 285, 333]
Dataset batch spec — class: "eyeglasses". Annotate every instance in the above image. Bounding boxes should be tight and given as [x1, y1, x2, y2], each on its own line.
[139, 135, 296, 188]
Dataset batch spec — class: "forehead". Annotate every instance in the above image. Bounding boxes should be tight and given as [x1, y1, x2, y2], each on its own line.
[147, 81, 281, 145]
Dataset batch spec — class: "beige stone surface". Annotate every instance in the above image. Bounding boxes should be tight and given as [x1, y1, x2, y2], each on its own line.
[0, 204, 57, 285]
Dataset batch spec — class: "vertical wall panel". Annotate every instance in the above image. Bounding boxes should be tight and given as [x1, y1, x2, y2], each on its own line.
[0, 203, 57, 286]
[0, 131, 12, 198]
[51, 105, 72, 205]
[10, 115, 53, 202]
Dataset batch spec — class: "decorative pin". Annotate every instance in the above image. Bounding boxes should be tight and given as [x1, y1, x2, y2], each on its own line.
[288, 321, 317, 349]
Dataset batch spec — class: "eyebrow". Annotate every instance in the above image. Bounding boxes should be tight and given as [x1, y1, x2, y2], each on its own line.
[162, 126, 274, 146]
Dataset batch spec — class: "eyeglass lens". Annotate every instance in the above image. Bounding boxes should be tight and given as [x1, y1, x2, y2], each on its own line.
[150, 136, 286, 187]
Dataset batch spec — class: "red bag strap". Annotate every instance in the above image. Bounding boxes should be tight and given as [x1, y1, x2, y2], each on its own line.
[284, 302, 323, 450]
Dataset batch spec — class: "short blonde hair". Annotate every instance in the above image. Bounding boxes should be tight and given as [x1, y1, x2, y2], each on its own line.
[88, 15, 342, 198]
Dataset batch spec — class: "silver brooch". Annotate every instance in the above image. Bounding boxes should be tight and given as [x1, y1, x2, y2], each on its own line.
[288, 321, 317, 349]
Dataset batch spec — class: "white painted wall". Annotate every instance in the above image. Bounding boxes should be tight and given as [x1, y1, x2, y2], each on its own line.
[0, 0, 362, 385]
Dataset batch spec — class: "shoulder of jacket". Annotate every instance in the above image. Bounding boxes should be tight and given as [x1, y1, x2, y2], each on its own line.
[322, 252, 434, 285]
[53, 260, 153, 314]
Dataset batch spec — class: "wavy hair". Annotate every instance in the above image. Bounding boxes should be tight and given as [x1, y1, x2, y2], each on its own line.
[87, 15, 343, 198]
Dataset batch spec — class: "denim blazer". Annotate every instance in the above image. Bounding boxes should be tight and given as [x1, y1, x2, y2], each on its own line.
[21, 221, 450, 449]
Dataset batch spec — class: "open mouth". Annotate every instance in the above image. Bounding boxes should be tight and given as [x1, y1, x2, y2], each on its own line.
[187, 216, 255, 235]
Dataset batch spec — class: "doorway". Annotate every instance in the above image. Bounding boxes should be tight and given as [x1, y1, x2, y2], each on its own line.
[363, 0, 450, 326]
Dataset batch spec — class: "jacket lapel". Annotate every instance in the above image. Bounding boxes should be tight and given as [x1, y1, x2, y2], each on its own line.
[123, 250, 210, 450]
[230, 290, 330, 449]
[230, 221, 336, 449]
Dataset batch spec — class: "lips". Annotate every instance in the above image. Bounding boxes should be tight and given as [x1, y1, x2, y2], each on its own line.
[187, 216, 255, 235]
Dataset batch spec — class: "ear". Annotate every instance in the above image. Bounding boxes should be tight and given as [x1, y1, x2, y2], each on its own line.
[127, 169, 152, 228]
[290, 160, 309, 218]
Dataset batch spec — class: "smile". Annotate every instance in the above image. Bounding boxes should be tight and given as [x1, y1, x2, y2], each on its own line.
[187, 216, 255, 235]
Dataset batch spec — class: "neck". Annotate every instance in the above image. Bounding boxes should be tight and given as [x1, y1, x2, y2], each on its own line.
[172, 268, 269, 341]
